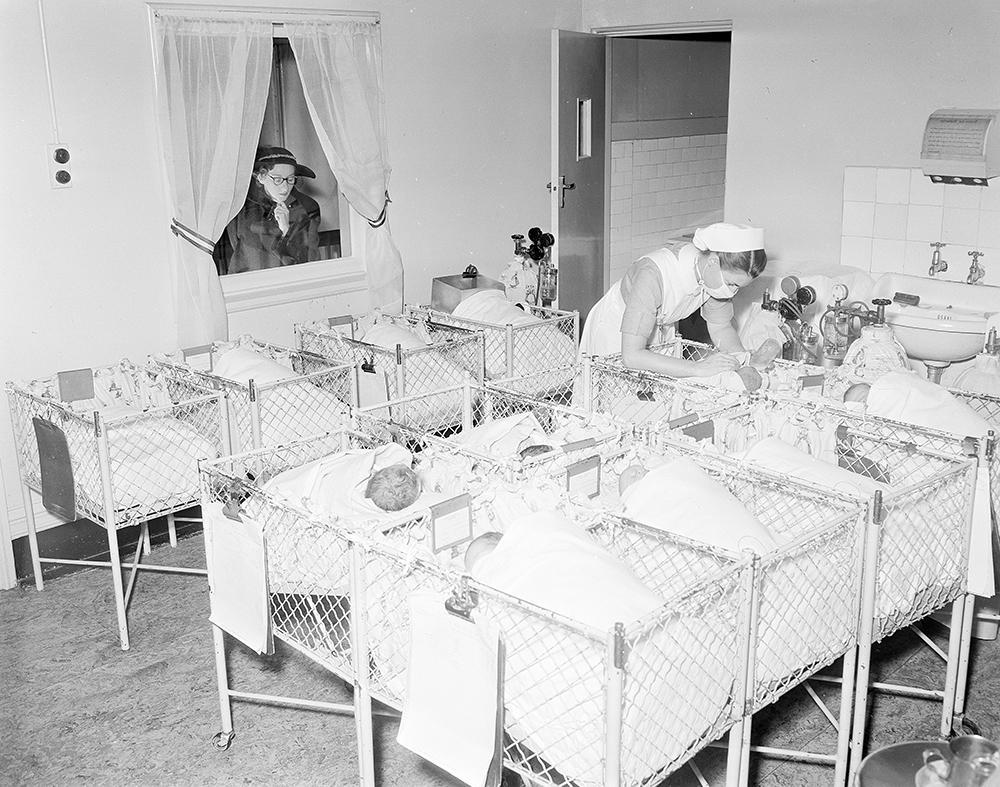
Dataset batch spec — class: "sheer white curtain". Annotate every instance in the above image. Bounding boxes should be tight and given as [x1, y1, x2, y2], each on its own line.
[152, 13, 272, 345]
[286, 20, 403, 313]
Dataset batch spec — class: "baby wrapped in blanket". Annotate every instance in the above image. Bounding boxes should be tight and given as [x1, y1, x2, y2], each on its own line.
[208, 340, 350, 451]
[22, 360, 217, 511]
[619, 454, 858, 691]
[453, 290, 576, 380]
[468, 509, 734, 786]
[355, 320, 472, 428]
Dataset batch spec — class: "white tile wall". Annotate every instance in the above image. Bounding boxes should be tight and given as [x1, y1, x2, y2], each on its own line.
[609, 134, 726, 283]
[840, 166, 1000, 286]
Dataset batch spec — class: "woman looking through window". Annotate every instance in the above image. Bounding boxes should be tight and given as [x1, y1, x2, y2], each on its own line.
[221, 146, 321, 273]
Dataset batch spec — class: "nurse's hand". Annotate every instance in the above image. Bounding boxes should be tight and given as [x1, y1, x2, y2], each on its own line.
[695, 353, 741, 376]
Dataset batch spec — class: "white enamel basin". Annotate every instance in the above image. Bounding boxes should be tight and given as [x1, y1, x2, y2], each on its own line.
[872, 274, 999, 363]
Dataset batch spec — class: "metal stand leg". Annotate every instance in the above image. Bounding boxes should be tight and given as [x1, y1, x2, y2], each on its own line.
[20, 484, 43, 591]
[834, 647, 858, 787]
[105, 524, 130, 651]
[211, 625, 235, 749]
[941, 597, 966, 736]
[141, 521, 152, 556]
[167, 512, 177, 548]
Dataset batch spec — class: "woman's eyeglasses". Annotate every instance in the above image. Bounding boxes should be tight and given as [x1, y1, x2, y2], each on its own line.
[266, 175, 297, 186]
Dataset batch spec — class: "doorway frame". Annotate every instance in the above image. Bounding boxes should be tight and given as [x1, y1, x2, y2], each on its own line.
[566, 19, 734, 300]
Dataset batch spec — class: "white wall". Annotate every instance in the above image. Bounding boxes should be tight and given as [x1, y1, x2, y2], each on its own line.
[0, 0, 581, 582]
[583, 0, 1000, 265]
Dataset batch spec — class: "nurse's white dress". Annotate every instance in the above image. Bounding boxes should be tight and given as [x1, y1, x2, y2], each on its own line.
[579, 243, 710, 357]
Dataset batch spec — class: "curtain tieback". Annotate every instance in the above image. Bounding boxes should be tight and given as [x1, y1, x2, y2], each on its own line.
[367, 192, 391, 228]
[171, 218, 215, 254]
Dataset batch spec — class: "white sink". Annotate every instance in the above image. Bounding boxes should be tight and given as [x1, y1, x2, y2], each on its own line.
[872, 274, 999, 363]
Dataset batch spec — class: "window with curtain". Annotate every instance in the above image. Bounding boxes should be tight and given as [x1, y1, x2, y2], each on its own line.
[150, 6, 403, 346]
[212, 37, 352, 276]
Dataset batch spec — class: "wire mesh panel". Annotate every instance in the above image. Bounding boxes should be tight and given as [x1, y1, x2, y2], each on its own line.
[201, 432, 371, 679]
[153, 338, 355, 453]
[951, 388, 1000, 516]
[354, 382, 634, 485]
[7, 361, 226, 529]
[296, 313, 485, 432]
[658, 396, 978, 644]
[406, 303, 578, 394]
[363, 510, 748, 787]
[592, 337, 832, 399]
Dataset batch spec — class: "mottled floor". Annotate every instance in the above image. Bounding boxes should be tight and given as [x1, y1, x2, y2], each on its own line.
[2, 532, 998, 786]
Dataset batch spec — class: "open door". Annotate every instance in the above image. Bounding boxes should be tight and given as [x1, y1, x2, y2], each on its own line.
[550, 29, 607, 326]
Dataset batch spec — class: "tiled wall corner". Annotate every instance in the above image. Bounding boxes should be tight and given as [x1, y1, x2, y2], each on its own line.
[609, 134, 726, 284]
[840, 166, 999, 286]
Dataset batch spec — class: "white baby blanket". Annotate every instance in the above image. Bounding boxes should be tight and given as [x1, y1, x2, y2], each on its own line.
[472, 509, 733, 785]
[738, 437, 887, 498]
[263, 443, 419, 522]
[867, 371, 991, 438]
[621, 457, 779, 554]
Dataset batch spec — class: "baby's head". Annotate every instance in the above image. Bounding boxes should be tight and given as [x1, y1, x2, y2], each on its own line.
[464, 531, 503, 572]
[618, 463, 648, 497]
[843, 383, 871, 405]
[519, 444, 554, 460]
[365, 464, 421, 511]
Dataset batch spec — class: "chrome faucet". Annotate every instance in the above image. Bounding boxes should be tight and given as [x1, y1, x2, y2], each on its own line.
[928, 242, 948, 276]
[967, 250, 986, 285]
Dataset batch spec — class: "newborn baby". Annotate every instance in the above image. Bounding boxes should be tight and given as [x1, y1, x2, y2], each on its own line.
[617, 463, 648, 497]
[843, 382, 871, 404]
[519, 444, 555, 460]
[365, 464, 421, 511]
[464, 531, 503, 572]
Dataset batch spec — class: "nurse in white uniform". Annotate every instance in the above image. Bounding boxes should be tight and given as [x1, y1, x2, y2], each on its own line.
[579, 222, 767, 377]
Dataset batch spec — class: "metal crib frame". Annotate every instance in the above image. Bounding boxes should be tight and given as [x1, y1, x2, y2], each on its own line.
[6, 368, 229, 650]
[152, 338, 357, 452]
[295, 312, 486, 431]
[404, 303, 579, 386]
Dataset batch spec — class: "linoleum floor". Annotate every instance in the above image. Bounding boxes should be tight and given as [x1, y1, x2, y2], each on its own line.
[2, 533, 998, 786]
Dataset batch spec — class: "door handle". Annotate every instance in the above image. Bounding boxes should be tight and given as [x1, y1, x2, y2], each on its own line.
[546, 175, 576, 208]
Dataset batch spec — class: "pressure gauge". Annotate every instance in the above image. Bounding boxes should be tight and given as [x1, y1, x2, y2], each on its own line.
[831, 283, 849, 303]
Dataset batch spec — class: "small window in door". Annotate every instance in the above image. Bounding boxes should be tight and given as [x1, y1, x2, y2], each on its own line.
[214, 38, 351, 276]
[576, 97, 592, 161]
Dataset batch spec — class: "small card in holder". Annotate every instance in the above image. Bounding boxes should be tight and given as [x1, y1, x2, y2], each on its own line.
[799, 373, 825, 388]
[326, 314, 356, 338]
[57, 368, 95, 403]
[181, 344, 215, 372]
[681, 420, 715, 442]
[32, 416, 76, 521]
[431, 494, 473, 553]
[566, 455, 601, 499]
[561, 436, 597, 453]
[357, 365, 389, 408]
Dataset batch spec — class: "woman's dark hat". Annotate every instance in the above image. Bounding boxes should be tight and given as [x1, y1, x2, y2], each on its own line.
[254, 146, 316, 179]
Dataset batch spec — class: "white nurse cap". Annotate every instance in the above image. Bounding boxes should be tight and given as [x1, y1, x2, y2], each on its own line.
[692, 222, 765, 253]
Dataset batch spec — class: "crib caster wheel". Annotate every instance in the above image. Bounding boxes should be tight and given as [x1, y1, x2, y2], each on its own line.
[960, 717, 982, 736]
[211, 731, 235, 751]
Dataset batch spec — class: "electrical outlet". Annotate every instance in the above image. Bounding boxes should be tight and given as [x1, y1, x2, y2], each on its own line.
[47, 143, 71, 188]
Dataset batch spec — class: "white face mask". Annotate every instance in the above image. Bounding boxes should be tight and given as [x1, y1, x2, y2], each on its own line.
[698, 258, 738, 300]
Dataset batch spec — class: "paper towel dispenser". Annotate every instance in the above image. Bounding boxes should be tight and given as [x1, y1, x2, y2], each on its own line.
[921, 108, 1000, 185]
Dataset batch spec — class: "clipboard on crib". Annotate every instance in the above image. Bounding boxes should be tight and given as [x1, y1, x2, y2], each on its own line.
[398, 589, 505, 787]
[204, 498, 274, 655]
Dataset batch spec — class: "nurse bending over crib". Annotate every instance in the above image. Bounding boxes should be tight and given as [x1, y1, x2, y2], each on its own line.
[580, 222, 768, 378]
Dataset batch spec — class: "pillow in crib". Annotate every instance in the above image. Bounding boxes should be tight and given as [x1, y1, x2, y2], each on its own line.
[453, 290, 539, 326]
[739, 437, 888, 498]
[867, 370, 990, 438]
[622, 456, 778, 554]
[361, 322, 429, 351]
[214, 346, 297, 385]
